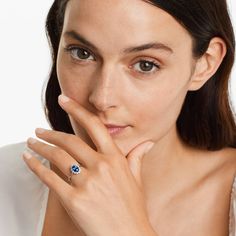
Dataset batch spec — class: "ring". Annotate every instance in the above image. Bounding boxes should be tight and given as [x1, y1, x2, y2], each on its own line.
[68, 163, 81, 184]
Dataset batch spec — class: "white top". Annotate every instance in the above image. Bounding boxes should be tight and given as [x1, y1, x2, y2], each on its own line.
[0, 142, 49, 236]
[0, 142, 235, 236]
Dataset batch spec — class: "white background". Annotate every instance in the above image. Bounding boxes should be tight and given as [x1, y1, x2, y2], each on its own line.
[0, 0, 236, 147]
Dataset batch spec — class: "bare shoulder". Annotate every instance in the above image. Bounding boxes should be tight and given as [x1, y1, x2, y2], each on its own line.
[195, 147, 236, 184]
[195, 146, 236, 168]
[199, 147, 236, 197]
[210, 147, 236, 181]
[219, 147, 236, 171]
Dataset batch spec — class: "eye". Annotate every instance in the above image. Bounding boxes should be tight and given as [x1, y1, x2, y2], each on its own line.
[64, 46, 95, 61]
[132, 60, 160, 75]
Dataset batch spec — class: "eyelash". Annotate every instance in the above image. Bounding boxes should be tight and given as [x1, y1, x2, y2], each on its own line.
[63, 46, 161, 76]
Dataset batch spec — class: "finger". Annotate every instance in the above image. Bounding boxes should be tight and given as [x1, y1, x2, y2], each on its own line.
[35, 128, 97, 168]
[58, 94, 119, 155]
[22, 150, 73, 200]
[50, 162, 87, 187]
[126, 142, 154, 189]
[27, 137, 88, 179]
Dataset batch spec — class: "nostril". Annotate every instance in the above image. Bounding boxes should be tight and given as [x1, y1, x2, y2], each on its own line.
[88, 95, 110, 112]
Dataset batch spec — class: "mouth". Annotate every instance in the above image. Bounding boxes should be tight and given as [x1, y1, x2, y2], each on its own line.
[104, 124, 130, 136]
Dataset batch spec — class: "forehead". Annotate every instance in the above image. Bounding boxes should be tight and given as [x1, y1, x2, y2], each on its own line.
[62, 0, 192, 55]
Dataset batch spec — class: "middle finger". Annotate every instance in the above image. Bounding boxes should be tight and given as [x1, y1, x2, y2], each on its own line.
[27, 137, 87, 179]
[34, 128, 98, 168]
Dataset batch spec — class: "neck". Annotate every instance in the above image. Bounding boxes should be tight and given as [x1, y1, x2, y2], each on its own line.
[141, 124, 198, 188]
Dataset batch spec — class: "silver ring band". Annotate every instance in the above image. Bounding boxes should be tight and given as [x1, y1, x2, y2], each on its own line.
[68, 163, 81, 184]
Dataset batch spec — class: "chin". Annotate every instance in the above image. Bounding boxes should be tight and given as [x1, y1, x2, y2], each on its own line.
[112, 140, 133, 157]
[114, 137, 149, 157]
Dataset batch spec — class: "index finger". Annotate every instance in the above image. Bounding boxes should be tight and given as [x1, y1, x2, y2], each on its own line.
[58, 94, 119, 155]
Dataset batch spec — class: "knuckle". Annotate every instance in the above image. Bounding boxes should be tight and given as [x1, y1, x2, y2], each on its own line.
[65, 134, 77, 144]
[99, 139, 110, 149]
[89, 115, 100, 125]
[96, 160, 110, 174]
[106, 154, 123, 168]
[30, 161, 38, 172]
[43, 170, 54, 184]
[50, 147, 65, 160]
[83, 176, 96, 192]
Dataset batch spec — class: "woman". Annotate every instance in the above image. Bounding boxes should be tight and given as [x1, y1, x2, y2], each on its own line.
[1, 0, 236, 235]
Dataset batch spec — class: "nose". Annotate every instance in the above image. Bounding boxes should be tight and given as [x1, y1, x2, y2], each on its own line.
[88, 66, 119, 112]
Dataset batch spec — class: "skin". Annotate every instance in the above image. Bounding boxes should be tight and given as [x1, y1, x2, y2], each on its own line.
[23, 0, 236, 235]
[57, 0, 194, 157]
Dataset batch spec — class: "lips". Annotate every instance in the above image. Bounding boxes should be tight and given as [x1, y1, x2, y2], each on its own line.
[104, 124, 129, 129]
[104, 124, 129, 135]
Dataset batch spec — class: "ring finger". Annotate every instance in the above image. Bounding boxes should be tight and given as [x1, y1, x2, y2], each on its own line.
[26, 137, 88, 182]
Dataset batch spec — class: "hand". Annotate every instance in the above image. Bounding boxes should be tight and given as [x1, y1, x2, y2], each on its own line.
[23, 94, 156, 236]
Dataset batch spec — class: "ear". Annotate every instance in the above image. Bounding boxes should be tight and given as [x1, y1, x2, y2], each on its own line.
[188, 37, 227, 91]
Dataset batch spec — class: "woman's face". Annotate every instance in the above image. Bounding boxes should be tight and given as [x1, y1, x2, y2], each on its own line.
[57, 0, 196, 156]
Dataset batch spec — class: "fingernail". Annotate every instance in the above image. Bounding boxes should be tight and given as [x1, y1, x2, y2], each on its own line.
[59, 94, 70, 103]
[27, 137, 37, 145]
[23, 151, 32, 160]
[144, 142, 154, 154]
[35, 128, 46, 134]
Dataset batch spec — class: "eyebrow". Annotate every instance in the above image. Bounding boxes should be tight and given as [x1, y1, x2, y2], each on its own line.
[64, 30, 173, 54]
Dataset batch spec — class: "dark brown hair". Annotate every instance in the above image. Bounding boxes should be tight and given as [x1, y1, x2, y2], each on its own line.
[43, 0, 236, 150]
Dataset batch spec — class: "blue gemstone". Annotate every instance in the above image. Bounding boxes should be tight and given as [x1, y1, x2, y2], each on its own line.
[71, 164, 81, 174]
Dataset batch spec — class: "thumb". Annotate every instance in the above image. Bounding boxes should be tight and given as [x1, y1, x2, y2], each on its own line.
[126, 141, 154, 188]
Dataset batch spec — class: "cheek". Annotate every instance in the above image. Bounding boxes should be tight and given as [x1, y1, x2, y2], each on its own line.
[132, 78, 189, 136]
[56, 58, 92, 103]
